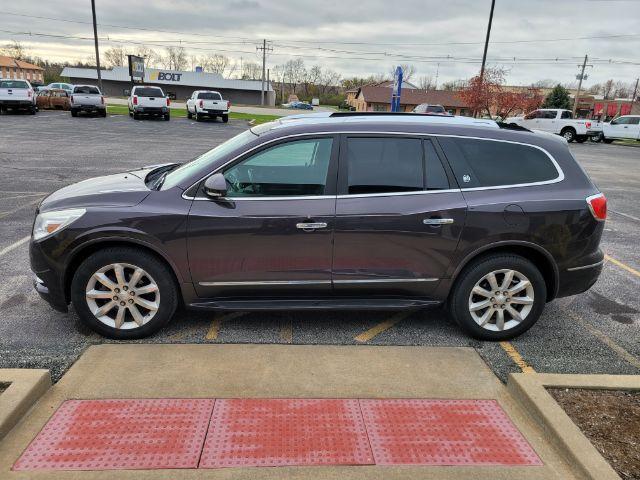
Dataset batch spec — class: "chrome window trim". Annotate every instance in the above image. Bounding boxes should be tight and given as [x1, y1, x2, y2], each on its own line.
[333, 278, 438, 284]
[566, 260, 605, 272]
[182, 131, 565, 201]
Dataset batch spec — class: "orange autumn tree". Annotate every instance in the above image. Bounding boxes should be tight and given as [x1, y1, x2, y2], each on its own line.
[460, 67, 543, 119]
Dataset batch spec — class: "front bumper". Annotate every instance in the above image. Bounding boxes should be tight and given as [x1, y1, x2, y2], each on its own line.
[30, 240, 68, 312]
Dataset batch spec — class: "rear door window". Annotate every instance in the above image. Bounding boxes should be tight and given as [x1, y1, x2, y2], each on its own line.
[438, 137, 560, 188]
[344, 137, 423, 194]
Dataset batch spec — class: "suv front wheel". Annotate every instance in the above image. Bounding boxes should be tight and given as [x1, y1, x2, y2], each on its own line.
[71, 247, 178, 339]
[449, 254, 546, 340]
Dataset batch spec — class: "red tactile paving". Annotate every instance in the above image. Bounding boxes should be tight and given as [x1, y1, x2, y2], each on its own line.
[13, 399, 215, 471]
[359, 399, 542, 466]
[198, 398, 375, 468]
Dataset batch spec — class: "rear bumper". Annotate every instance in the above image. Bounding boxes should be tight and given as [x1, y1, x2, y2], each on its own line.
[74, 105, 105, 111]
[198, 109, 229, 115]
[134, 106, 168, 115]
[556, 248, 604, 298]
[0, 100, 34, 108]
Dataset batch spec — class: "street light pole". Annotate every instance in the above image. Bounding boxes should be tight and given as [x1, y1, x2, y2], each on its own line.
[90, 0, 103, 91]
[479, 0, 496, 83]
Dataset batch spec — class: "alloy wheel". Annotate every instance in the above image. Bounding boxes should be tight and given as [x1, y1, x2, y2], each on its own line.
[85, 263, 160, 329]
[468, 269, 535, 331]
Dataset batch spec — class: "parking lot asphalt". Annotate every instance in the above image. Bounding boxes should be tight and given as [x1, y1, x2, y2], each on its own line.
[0, 110, 639, 382]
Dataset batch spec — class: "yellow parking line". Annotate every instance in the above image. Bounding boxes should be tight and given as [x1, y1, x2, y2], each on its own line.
[499, 341, 535, 373]
[566, 309, 640, 370]
[605, 254, 640, 278]
[354, 311, 413, 343]
[205, 312, 247, 341]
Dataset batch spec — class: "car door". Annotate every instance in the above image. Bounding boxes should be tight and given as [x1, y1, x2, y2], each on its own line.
[332, 135, 467, 298]
[629, 117, 640, 140]
[606, 117, 628, 139]
[187, 135, 339, 298]
[36, 90, 49, 109]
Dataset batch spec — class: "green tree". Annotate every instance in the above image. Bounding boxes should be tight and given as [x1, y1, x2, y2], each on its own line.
[542, 84, 572, 109]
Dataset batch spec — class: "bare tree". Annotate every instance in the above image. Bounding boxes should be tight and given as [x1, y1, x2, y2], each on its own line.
[601, 79, 615, 99]
[202, 54, 231, 76]
[283, 59, 306, 94]
[163, 46, 187, 71]
[319, 68, 341, 95]
[613, 80, 631, 99]
[441, 79, 468, 91]
[240, 61, 261, 80]
[0, 40, 28, 60]
[133, 45, 161, 68]
[389, 64, 416, 81]
[418, 75, 436, 90]
[103, 46, 126, 68]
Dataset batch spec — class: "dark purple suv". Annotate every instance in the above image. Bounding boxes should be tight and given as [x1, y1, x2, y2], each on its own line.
[30, 113, 606, 340]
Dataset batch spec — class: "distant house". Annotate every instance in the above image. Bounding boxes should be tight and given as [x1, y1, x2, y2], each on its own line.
[353, 85, 470, 116]
[0, 56, 44, 85]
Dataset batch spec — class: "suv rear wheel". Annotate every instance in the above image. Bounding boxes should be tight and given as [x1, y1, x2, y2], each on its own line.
[71, 247, 178, 339]
[449, 254, 546, 340]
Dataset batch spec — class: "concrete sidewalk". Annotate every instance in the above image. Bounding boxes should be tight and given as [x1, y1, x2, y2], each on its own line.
[0, 344, 579, 479]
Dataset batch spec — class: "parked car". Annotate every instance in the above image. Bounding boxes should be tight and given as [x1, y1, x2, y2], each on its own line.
[70, 85, 106, 117]
[600, 115, 640, 143]
[30, 113, 606, 341]
[412, 104, 448, 115]
[186, 90, 230, 122]
[45, 82, 74, 96]
[504, 109, 602, 143]
[286, 101, 313, 110]
[36, 88, 71, 111]
[127, 85, 170, 120]
[0, 79, 36, 114]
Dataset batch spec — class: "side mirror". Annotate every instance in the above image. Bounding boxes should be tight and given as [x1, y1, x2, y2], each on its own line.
[203, 173, 228, 198]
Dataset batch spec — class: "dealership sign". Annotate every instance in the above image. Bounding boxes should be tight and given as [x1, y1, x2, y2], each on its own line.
[128, 55, 145, 82]
[149, 71, 183, 82]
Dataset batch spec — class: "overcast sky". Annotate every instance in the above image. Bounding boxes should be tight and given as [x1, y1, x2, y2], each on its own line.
[1, 0, 639, 86]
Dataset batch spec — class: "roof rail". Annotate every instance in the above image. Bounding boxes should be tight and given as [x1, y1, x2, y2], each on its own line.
[329, 111, 453, 118]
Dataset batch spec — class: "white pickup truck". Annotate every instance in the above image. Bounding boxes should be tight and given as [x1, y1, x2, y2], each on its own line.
[128, 85, 170, 121]
[70, 85, 106, 117]
[504, 108, 602, 143]
[601, 115, 640, 143]
[186, 90, 230, 122]
[0, 79, 36, 114]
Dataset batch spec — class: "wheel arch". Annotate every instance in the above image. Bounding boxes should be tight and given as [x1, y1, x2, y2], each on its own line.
[63, 238, 185, 305]
[450, 241, 559, 301]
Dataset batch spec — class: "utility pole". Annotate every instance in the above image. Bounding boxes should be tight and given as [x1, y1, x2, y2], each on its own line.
[90, 0, 102, 91]
[257, 39, 273, 106]
[267, 68, 270, 106]
[479, 0, 496, 83]
[572, 55, 589, 118]
[434, 62, 440, 90]
[632, 78, 639, 103]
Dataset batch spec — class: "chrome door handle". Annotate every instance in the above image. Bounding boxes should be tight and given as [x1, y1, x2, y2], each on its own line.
[296, 222, 328, 231]
[423, 218, 454, 226]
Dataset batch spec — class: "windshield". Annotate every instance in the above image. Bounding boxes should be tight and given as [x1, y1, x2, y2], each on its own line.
[161, 129, 258, 190]
[135, 87, 164, 97]
[0, 80, 29, 89]
[198, 92, 222, 100]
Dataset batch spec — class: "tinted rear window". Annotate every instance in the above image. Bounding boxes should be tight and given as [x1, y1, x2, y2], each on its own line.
[346, 137, 423, 194]
[73, 86, 100, 94]
[134, 87, 164, 97]
[439, 137, 559, 188]
[0, 80, 29, 89]
[198, 92, 222, 100]
[426, 105, 445, 113]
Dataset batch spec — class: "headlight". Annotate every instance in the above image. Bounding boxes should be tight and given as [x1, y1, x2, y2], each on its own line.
[32, 208, 86, 240]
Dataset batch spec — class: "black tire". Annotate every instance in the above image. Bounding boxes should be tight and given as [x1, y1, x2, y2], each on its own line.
[100, 109, 107, 117]
[29, 106, 36, 115]
[603, 138, 614, 144]
[448, 254, 546, 341]
[71, 109, 78, 117]
[560, 128, 576, 143]
[195, 112, 202, 122]
[133, 112, 140, 120]
[187, 108, 192, 119]
[163, 113, 170, 121]
[71, 247, 178, 339]
[590, 133, 602, 143]
[222, 114, 229, 123]
[128, 109, 133, 117]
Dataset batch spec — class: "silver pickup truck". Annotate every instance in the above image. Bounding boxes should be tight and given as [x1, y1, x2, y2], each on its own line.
[70, 85, 106, 117]
[0, 79, 36, 114]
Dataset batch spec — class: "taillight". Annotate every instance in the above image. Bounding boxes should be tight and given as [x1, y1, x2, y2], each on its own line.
[166, 98, 171, 106]
[587, 193, 607, 221]
[70, 95, 74, 103]
[100, 96, 104, 105]
[133, 96, 138, 105]
[28, 90, 32, 98]
[227, 101, 231, 109]
[199, 99, 204, 108]
[586, 121, 591, 129]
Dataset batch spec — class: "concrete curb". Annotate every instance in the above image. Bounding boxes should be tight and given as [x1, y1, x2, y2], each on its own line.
[507, 373, 640, 480]
[0, 370, 51, 441]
